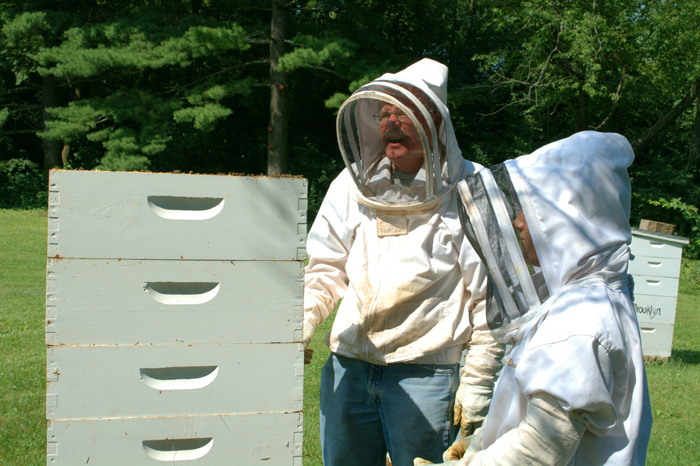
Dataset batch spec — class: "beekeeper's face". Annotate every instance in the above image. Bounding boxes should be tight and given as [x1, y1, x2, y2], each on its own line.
[513, 210, 540, 267]
[378, 104, 424, 174]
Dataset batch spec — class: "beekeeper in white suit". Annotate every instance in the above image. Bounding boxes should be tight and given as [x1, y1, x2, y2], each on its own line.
[302, 58, 505, 466]
[415, 131, 652, 466]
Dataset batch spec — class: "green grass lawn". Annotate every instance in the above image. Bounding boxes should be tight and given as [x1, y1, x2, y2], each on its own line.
[1, 209, 698, 465]
[0, 210, 48, 465]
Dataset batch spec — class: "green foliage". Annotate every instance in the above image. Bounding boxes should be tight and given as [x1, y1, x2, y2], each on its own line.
[0, 159, 46, 209]
[32, 21, 251, 78]
[278, 35, 356, 72]
[471, 0, 642, 135]
[2, 5, 260, 171]
[647, 197, 700, 259]
[323, 92, 347, 110]
[0, 0, 699, 235]
[288, 137, 343, 220]
[0, 107, 8, 127]
[679, 260, 700, 295]
[173, 103, 232, 131]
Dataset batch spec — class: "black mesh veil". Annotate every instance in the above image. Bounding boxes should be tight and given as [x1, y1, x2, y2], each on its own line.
[457, 165, 549, 331]
[336, 82, 459, 211]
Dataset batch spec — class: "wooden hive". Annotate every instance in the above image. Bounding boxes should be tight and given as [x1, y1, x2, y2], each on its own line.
[46, 170, 307, 465]
[629, 227, 689, 359]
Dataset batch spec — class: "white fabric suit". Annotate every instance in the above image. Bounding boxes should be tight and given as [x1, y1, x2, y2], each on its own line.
[440, 131, 652, 465]
[304, 59, 504, 466]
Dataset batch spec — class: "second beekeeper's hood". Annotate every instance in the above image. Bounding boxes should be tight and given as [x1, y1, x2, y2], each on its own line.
[457, 131, 635, 334]
[337, 58, 471, 212]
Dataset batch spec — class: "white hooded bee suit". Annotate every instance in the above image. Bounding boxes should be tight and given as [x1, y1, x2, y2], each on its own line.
[304, 59, 504, 431]
[453, 131, 652, 465]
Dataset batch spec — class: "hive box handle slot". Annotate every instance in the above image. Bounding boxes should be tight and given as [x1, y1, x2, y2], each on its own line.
[145, 282, 220, 305]
[143, 438, 214, 461]
[140, 366, 219, 390]
[147, 196, 224, 220]
[640, 328, 656, 334]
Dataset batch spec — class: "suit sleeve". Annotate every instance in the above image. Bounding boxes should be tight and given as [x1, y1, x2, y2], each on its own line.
[304, 170, 358, 329]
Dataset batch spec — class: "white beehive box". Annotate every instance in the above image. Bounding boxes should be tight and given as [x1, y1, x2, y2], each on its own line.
[46, 170, 307, 465]
[629, 227, 689, 358]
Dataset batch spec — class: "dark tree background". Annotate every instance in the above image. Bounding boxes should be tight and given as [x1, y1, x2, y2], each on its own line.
[1, 0, 699, 255]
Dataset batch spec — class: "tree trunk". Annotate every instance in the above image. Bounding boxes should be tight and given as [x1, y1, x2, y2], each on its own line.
[267, 0, 289, 176]
[42, 75, 63, 170]
[633, 77, 700, 154]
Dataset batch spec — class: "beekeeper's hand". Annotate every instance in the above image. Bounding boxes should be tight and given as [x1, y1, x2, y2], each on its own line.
[456, 327, 504, 435]
[302, 318, 314, 347]
[443, 427, 483, 461]
[453, 383, 490, 437]
[413, 458, 463, 466]
[304, 348, 314, 365]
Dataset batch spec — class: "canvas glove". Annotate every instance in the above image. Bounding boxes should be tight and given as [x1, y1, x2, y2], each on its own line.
[444, 427, 484, 462]
[302, 318, 314, 347]
[414, 452, 480, 466]
[301, 318, 315, 365]
[453, 383, 491, 437]
[414, 459, 462, 466]
[454, 330, 504, 437]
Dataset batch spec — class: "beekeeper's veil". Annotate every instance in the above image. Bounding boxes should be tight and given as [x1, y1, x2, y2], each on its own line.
[457, 131, 635, 337]
[337, 58, 468, 212]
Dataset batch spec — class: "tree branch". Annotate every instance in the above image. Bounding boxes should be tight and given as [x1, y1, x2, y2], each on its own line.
[594, 65, 626, 130]
[633, 77, 700, 153]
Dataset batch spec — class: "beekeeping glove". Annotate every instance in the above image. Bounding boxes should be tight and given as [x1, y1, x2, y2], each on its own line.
[443, 427, 484, 461]
[302, 318, 315, 348]
[414, 459, 462, 466]
[453, 383, 490, 437]
[454, 330, 504, 437]
[466, 393, 588, 466]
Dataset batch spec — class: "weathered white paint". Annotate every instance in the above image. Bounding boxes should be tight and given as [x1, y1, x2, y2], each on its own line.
[47, 171, 307, 465]
[45, 258, 303, 345]
[631, 275, 680, 298]
[637, 323, 675, 358]
[628, 256, 682, 279]
[46, 344, 303, 420]
[46, 412, 303, 465]
[630, 228, 688, 260]
[47, 170, 308, 261]
[629, 228, 688, 358]
[632, 294, 678, 326]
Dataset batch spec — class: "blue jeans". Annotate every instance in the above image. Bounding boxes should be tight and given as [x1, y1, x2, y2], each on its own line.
[320, 352, 459, 466]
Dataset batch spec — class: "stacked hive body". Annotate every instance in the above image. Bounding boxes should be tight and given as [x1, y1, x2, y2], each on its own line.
[46, 170, 307, 465]
[629, 227, 689, 358]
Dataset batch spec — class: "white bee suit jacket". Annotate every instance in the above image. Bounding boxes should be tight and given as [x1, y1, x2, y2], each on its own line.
[305, 170, 490, 365]
[458, 132, 652, 465]
[304, 59, 499, 370]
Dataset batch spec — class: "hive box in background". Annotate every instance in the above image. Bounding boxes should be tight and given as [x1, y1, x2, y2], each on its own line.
[629, 227, 689, 358]
[46, 170, 307, 466]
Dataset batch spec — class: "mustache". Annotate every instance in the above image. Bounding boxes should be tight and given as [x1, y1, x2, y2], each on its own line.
[383, 127, 405, 141]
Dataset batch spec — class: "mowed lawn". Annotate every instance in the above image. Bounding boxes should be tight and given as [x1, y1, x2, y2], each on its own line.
[1, 209, 698, 465]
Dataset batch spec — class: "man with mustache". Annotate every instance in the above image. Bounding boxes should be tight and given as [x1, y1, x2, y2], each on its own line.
[302, 59, 504, 466]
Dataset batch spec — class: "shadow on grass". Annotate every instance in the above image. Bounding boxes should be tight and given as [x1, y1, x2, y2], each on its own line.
[670, 350, 700, 365]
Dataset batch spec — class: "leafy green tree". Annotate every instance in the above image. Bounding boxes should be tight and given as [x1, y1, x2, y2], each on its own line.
[1, 1, 259, 171]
